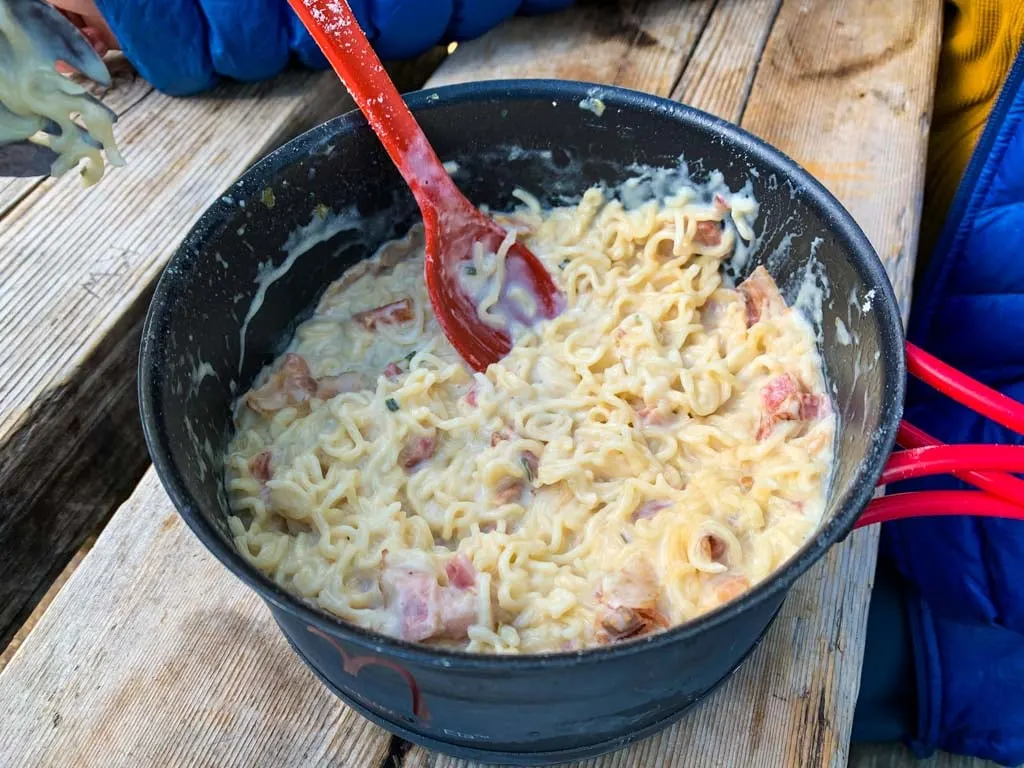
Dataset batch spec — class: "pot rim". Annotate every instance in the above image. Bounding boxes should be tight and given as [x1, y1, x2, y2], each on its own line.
[139, 78, 906, 671]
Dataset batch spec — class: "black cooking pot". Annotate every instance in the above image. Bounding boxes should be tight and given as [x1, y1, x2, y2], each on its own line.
[139, 79, 905, 765]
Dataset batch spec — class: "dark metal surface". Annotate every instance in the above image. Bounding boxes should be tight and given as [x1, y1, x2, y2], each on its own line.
[138, 79, 906, 763]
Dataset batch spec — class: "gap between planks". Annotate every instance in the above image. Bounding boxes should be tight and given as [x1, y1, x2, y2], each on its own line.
[0, 0, 941, 766]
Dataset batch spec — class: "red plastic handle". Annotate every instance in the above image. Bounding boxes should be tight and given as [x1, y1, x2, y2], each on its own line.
[286, 0, 457, 211]
[856, 342, 1024, 528]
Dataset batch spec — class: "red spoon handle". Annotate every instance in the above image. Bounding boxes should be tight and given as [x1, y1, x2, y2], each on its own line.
[879, 443, 1024, 485]
[287, 0, 455, 209]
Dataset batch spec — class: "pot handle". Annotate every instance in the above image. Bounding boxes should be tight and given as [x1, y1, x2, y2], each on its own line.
[854, 343, 1024, 528]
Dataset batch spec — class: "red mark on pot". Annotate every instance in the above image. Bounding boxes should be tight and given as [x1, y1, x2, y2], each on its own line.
[306, 625, 431, 720]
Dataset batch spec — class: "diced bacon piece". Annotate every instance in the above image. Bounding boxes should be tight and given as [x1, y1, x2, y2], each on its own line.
[465, 386, 478, 407]
[710, 574, 749, 605]
[738, 266, 786, 327]
[354, 297, 414, 330]
[249, 450, 272, 483]
[757, 374, 825, 440]
[383, 362, 403, 380]
[245, 353, 318, 415]
[445, 555, 476, 589]
[316, 371, 365, 399]
[399, 436, 437, 470]
[798, 394, 824, 421]
[739, 475, 754, 492]
[699, 534, 729, 565]
[494, 477, 524, 505]
[490, 429, 512, 447]
[762, 374, 800, 417]
[383, 563, 480, 643]
[694, 220, 723, 246]
[631, 500, 671, 523]
[595, 559, 668, 644]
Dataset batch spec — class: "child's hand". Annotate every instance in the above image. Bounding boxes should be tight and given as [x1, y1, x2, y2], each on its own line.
[47, 0, 117, 55]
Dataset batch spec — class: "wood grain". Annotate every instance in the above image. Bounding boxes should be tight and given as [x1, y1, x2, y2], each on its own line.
[0, 0, 943, 766]
[0, 53, 445, 651]
[0, 470, 392, 768]
[427, 0, 714, 91]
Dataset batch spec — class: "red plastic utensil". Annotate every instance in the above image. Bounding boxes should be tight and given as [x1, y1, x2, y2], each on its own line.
[856, 342, 1024, 529]
[287, 0, 564, 372]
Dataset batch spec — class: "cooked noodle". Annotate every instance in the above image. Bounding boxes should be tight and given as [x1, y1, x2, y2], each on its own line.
[225, 177, 835, 654]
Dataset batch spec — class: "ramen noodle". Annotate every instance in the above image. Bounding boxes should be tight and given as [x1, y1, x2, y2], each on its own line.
[225, 178, 835, 654]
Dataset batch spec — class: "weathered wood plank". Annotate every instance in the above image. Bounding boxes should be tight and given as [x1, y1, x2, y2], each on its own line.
[0, 0, 942, 765]
[427, 0, 714, 90]
[0, 53, 446, 651]
[0, 470, 393, 768]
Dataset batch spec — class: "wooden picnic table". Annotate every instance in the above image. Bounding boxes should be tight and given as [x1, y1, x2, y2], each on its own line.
[0, 1, 943, 766]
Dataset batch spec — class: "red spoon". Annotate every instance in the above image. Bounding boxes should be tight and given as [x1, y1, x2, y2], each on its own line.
[288, 0, 564, 372]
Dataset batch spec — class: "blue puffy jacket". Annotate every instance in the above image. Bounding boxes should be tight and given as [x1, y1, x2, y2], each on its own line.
[90, 0, 574, 96]
[884, 43, 1024, 765]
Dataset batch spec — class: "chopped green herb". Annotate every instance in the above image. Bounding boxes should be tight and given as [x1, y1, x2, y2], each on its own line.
[385, 398, 399, 412]
[261, 187, 276, 209]
[314, 203, 329, 220]
[464, 265, 477, 276]
[558, 258, 571, 270]
[520, 456, 535, 483]
[404, 350, 417, 363]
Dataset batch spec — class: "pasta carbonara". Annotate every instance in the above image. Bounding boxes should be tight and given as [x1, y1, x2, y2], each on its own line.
[225, 176, 835, 654]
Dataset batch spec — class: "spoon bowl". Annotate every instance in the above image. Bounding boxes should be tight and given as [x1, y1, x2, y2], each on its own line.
[288, 0, 564, 370]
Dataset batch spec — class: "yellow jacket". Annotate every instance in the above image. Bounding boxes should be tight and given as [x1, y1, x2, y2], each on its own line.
[922, 0, 1024, 259]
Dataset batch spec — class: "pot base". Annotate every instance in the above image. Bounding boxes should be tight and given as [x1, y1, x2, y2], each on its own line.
[274, 612, 778, 766]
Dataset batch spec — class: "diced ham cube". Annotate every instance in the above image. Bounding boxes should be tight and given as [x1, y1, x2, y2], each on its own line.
[595, 559, 668, 644]
[354, 298, 414, 330]
[245, 353, 318, 415]
[383, 563, 480, 643]
[694, 220, 723, 246]
[383, 362, 403, 380]
[249, 450, 272, 483]
[631, 500, 671, 523]
[737, 266, 786, 327]
[400, 436, 437, 470]
[465, 386, 478, 407]
[316, 371, 365, 399]
[494, 478, 524, 505]
[756, 374, 825, 440]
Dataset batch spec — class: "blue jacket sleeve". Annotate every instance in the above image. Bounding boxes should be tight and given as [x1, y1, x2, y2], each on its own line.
[92, 0, 574, 96]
